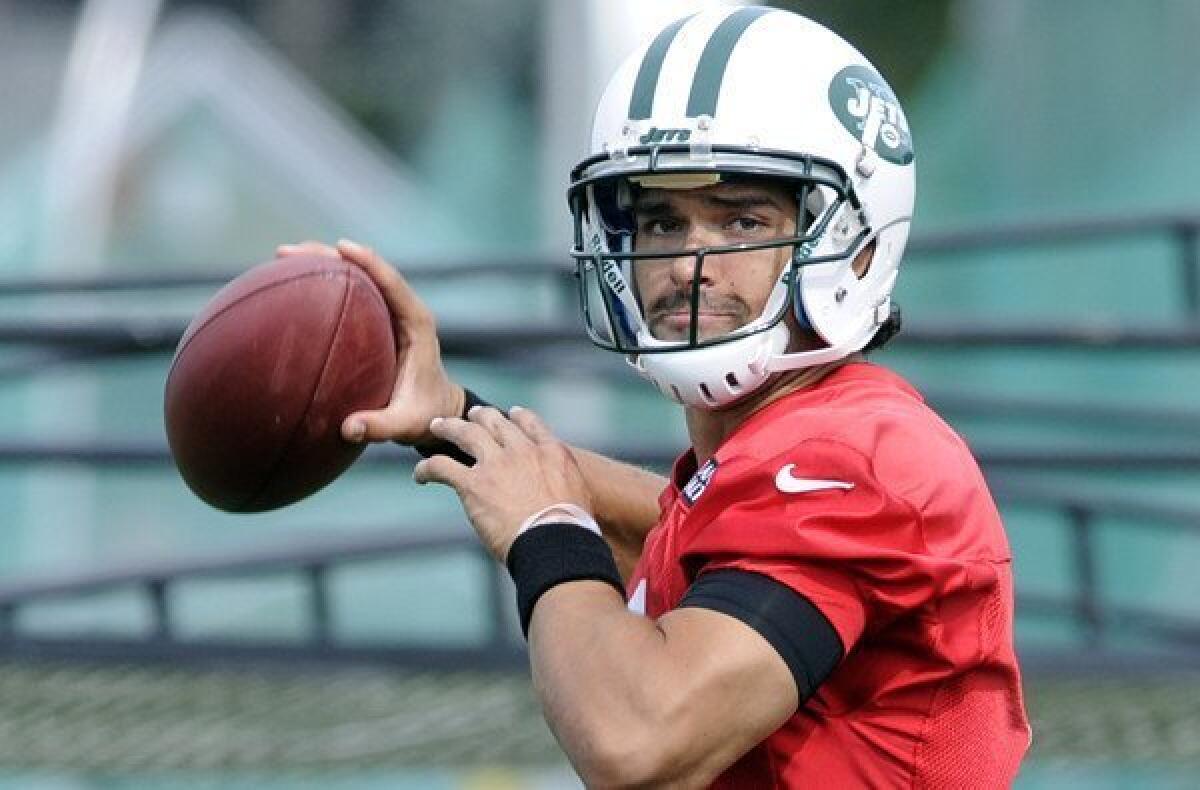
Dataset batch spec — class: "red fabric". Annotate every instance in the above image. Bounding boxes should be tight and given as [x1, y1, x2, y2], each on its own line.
[628, 363, 1030, 788]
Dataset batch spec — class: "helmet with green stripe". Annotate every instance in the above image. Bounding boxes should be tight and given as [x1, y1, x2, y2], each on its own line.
[568, 6, 915, 409]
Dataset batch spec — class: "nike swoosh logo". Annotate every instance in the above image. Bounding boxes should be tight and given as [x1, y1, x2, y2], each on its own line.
[775, 464, 855, 494]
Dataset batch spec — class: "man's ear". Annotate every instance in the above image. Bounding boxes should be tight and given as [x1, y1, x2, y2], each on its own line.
[852, 239, 878, 279]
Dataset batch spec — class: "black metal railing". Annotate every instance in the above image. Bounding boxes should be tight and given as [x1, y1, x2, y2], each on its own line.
[3, 212, 1200, 360]
[906, 212, 1200, 317]
[2, 210, 1197, 310]
[0, 476, 1195, 669]
[3, 436, 1200, 473]
[0, 528, 526, 670]
[989, 478, 1200, 654]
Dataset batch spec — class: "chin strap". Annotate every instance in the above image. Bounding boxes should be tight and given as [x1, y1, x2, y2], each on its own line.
[764, 343, 858, 373]
[862, 303, 902, 352]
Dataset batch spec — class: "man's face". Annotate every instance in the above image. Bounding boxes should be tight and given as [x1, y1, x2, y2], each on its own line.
[631, 180, 798, 343]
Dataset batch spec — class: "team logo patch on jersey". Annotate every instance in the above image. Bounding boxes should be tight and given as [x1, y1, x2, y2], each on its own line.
[682, 458, 719, 506]
[829, 64, 914, 165]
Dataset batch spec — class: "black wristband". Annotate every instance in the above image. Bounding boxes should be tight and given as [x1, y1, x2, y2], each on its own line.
[412, 388, 491, 466]
[505, 522, 625, 638]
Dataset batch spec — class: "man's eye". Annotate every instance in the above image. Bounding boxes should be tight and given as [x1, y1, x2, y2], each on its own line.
[731, 217, 767, 233]
[643, 218, 682, 235]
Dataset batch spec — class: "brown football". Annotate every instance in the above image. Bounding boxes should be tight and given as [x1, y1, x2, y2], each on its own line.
[164, 255, 396, 512]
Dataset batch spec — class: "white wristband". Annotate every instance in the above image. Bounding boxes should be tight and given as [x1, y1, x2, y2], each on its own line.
[516, 503, 602, 538]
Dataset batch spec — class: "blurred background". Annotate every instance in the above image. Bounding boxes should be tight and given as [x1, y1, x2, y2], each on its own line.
[1, 0, 1199, 787]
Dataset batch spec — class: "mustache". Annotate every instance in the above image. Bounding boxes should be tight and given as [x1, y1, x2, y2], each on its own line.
[646, 289, 750, 317]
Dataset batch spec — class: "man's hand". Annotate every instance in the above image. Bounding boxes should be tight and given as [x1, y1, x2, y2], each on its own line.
[275, 239, 464, 446]
[413, 405, 592, 562]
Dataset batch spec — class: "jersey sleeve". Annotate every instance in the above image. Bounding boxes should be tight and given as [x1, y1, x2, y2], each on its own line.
[679, 437, 976, 654]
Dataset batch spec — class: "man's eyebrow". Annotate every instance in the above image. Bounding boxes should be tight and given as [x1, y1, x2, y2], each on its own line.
[703, 193, 788, 211]
[632, 197, 674, 215]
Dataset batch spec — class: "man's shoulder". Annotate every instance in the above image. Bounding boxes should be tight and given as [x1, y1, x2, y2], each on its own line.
[715, 364, 988, 514]
[726, 364, 956, 463]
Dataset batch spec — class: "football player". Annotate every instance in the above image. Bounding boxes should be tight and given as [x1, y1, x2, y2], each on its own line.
[281, 6, 1030, 787]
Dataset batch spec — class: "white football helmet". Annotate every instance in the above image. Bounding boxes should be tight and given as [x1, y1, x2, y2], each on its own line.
[568, 6, 915, 409]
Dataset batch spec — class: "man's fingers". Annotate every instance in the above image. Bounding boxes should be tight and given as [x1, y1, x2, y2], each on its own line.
[469, 405, 531, 447]
[430, 416, 495, 459]
[336, 239, 435, 330]
[508, 406, 557, 444]
[276, 241, 339, 259]
[413, 455, 469, 489]
[341, 410, 400, 444]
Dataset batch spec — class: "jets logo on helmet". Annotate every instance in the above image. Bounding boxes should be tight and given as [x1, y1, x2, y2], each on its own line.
[830, 65, 914, 166]
[568, 6, 916, 410]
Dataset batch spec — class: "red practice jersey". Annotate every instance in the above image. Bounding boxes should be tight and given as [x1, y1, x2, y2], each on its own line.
[626, 363, 1031, 788]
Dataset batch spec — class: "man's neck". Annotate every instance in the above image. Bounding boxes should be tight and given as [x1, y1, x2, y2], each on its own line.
[685, 355, 863, 463]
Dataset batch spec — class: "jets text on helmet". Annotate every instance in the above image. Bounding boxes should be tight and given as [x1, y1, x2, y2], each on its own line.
[638, 127, 692, 145]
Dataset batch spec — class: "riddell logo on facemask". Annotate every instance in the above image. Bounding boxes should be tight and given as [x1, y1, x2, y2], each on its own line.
[601, 260, 627, 295]
[639, 127, 692, 145]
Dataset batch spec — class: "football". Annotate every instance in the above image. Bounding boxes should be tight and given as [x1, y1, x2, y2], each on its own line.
[164, 255, 397, 512]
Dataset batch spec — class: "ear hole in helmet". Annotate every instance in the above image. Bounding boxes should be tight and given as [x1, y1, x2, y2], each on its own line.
[853, 239, 878, 280]
[725, 372, 740, 389]
[804, 188, 828, 227]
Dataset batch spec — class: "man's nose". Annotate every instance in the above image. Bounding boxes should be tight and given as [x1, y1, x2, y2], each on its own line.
[684, 220, 726, 250]
[668, 225, 720, 288]
[668, 250, 713, 290]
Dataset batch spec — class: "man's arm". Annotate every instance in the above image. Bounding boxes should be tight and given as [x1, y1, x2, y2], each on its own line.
[570, 447, 665, 580]
[414, 406, 847, 787]
[529, 583, 797, 788]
